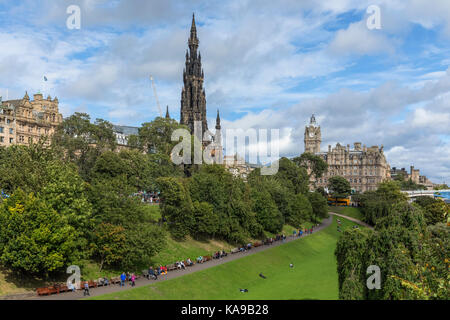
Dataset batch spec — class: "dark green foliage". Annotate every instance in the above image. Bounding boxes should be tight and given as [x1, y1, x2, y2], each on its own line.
[293, 152, 328, 180]
[308, 192, 329, 223]
[51, 113, 117, 180]
[0, 190, 78, 275]
[327, 176, 351, 198]
[251, 189, 283, 233]
[414, 196, 448, 225]
[336, 183, 448, 300]
[193, 201, 219, 239]
[289, 193, 313, 227]
[156, 177, 195, 239]
[358, 181, 407, 225]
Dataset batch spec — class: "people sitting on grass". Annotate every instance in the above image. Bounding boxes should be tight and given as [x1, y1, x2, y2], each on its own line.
[247, 243, 252, 250]
[197, 256, 203, 264]
[104, 277, 109, 286]
[186, 258, 193, 266]
[221, 250, 227, 258]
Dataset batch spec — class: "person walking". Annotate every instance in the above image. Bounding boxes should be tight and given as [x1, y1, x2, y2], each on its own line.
[83, 281, 90, 296]
[120, 272, 126, 287]
[131, 273, 136, 287]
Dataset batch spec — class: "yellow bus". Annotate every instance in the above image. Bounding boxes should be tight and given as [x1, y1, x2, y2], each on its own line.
[327, 197, 350, 206]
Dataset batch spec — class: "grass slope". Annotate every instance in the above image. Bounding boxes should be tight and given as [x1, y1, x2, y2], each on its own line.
[328, 206, 364, 221]
[91, 216, 357, 300]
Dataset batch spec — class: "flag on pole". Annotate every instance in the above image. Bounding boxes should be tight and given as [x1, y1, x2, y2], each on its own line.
[44, 76, 48, 81]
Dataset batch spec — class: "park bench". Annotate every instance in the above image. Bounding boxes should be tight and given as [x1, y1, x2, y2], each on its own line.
[253, 241, 263, 248]
[36, 287, 51, 296]
[54, 283, 69, 293]
[230, 248, 239, 254]
[167, 263, 177, 271]
[184, 260, 194, 267]
[110, 276, 121, 284]
[47, 286, 58, 295]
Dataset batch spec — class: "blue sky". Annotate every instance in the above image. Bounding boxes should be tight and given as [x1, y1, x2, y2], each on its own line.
[0, 0, 449, 183]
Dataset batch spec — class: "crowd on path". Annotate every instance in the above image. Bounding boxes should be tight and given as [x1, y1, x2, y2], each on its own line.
[35, 221, 327, 299]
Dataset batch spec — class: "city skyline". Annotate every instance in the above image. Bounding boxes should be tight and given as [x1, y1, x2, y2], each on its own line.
[0, 1, 449, 183]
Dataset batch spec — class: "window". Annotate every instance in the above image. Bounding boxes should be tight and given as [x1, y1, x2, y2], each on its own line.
[0, 127, 3, 133]
[0, 136, 3, 143]
[9, 128, 13, 134]
[7, 119, 11, 124]
[9, 138, 13, 143]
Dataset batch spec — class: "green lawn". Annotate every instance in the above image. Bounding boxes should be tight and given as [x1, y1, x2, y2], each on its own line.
[328, 206, 364, 221]
[91, 216, 358, 300]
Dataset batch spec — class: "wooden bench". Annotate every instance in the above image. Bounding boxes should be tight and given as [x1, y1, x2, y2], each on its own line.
[110, 276, 121, 284]
[167, 263, 177, 271]
[47, 286, 58, 295]
[184, 260, 194, 267]
[253, 241, 263, 248]
[36, 287, 51, 296]
[54, 283, 69, 293]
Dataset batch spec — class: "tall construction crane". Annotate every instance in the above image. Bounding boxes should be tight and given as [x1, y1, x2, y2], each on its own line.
[149, 75, 163, 117]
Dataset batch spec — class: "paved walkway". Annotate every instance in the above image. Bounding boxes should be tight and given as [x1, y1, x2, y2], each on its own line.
[29, 215, 335, 300]
[328, 212, 373, 229]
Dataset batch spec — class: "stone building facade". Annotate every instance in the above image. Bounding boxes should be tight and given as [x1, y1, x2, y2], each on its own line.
[391, 166, 435, 189]
[304, 115, 391, 193]
[0, 92, 63, 147]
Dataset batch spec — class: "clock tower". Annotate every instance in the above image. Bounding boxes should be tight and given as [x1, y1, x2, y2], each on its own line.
[304, 114, 321, 154]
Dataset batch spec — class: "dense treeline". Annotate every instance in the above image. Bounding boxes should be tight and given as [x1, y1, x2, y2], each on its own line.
[157, 157, 328, 244]
[335, 181, 449, 299]
[0, 113, 328, 277]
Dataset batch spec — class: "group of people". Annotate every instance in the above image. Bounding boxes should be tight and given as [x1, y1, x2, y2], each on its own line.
[213, 250, 227, 259]
[293, 226, 315, 238]
[120, 272, 137, 287]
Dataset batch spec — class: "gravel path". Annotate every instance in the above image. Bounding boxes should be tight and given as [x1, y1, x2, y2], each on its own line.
[27, 215, 334, 300]
[328, 212, 373, 229]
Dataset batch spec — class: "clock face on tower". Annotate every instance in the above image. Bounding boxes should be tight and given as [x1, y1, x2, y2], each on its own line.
[309, 131, 314, 138]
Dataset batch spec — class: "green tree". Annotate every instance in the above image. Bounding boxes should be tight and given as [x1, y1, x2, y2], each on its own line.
[327, 176, 351, 198]
[0, 190, 77, 275]
[138, 117, 188, 156]
[251, 189, 283, 233]
[423, 202, 448, 225]
[122, 223, 166, 269]
[193, 201, 219, 239]
[274, 157, 309, 195]
[52, 113, 117, 180]
[156, 177, 195, 239]
[293, 152, 328, 182]
[289, 193, 313, 227]
[91, 223, 126, 271]
[308, 192, 329, 223]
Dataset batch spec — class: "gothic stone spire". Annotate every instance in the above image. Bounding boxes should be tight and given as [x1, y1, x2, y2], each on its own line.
[180, 13, 208, 135]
